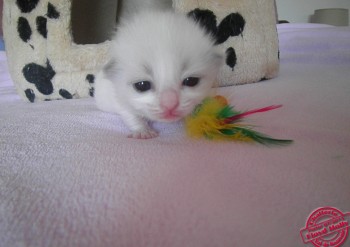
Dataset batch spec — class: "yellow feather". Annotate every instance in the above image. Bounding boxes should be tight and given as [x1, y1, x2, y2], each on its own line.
[186, 97, 225, 138]
[185, 96, 255, 141]
[186, 96, 293, 145]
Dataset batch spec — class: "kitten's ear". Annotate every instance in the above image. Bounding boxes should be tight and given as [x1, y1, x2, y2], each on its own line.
[103, 59, 118, 81]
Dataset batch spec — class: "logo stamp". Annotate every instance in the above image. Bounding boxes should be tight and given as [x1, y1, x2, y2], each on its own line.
[300, 207, 350, 247]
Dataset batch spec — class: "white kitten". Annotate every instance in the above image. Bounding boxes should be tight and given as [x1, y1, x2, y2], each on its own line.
[94, 10, 223, 139]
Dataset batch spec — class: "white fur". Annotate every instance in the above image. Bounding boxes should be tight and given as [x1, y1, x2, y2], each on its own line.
[95, 10, 223, 139]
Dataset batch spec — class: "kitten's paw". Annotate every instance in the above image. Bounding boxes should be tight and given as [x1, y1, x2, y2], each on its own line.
[128, 129, 159, 139]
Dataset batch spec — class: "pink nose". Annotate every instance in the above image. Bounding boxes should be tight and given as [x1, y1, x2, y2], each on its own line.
[160, 90, 179, 111]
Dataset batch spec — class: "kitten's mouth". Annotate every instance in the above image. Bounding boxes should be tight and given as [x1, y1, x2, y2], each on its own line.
[159, 112, 182, 122]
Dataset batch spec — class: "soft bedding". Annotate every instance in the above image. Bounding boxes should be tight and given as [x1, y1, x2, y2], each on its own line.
[1, 24, 350, 247]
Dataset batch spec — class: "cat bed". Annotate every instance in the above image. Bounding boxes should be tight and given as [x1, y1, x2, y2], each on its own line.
[3, 0, 110, 102]
[3, 0, 279, 102]
[173, 0, 279, 87]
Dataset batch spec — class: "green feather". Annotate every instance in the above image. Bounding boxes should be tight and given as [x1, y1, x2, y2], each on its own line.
[221, 126, 293, 146]
[218, 105, 240, 119]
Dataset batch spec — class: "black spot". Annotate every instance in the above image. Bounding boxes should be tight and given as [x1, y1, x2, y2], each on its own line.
[89, 87, 95, 97]
[16, 0, 39, 13]
[36, 16, 47, 39]
[22, 60, 56, 95]
[59, 89, 73, 99]
[188, 9, 217, 38]
[86, 74, 95, 84]
[216, 13, 245, 44]
[17, 17, 32, 43]
[25, 89, 35, 102]
[47, 3, 60, 19]
[187, 9, 245, 45]
[226, 47, 237, 70]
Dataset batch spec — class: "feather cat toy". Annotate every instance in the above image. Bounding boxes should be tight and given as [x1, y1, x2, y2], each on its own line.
[185, 95, 293, 145]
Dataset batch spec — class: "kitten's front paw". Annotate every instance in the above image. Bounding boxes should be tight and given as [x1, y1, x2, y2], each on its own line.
[128, 128, 159, 139]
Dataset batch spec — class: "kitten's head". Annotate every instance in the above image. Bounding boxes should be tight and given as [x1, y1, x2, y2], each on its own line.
[105, 11, 223, 122]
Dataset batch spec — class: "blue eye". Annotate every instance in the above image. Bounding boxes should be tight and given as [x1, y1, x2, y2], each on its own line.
[133, 81, 152, 92]
[183, 77, 200, 87]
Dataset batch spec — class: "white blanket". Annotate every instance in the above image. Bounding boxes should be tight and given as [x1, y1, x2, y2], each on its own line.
[1, 24, 350, 247]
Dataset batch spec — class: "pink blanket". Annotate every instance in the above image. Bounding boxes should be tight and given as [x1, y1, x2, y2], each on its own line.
[1, 24, 350, 247]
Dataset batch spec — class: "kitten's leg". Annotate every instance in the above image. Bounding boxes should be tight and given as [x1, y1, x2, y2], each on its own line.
[120, 111, 158, 139]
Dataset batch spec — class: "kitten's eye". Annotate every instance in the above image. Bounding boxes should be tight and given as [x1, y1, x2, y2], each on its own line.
[133, 81, 152, 92]
[182, 77, 200, 87]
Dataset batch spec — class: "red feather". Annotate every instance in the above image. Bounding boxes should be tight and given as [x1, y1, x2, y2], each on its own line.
[224, 105, 283, 124]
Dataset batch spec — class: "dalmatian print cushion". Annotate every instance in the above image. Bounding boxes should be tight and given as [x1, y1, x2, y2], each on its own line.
[174, 0, 279, 87]
[3, 0, 104, 102]
[14, 0, 95, 102]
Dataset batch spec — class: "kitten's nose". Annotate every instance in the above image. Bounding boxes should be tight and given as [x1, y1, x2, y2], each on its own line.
[160, 90, 179, 111]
